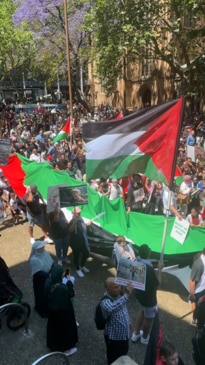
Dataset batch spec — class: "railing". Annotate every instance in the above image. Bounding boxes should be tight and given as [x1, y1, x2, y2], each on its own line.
[0, 302, 29, 334]
[31, 352, 70, 365]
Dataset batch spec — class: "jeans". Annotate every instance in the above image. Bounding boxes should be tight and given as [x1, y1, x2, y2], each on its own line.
[54, 235, 70, 260]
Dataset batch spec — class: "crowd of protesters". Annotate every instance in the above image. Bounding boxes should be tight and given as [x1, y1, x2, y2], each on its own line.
[1, 99, 205, 363]
[0, 99, 205, 225]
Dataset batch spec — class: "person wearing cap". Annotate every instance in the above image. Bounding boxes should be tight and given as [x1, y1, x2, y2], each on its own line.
[29, 240, 54, 317]
[108, 179, 123, 201]
[25, 184, 53, 244]
[69, 207, 92, 277]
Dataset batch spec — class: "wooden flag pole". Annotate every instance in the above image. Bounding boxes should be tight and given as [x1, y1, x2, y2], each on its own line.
[63, 0, 73, 122]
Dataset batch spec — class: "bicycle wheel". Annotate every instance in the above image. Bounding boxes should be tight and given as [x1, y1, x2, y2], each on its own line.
[6, 302, 31, 331]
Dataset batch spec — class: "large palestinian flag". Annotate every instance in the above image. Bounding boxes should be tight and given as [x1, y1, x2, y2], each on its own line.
[82, 98, 184, 184]
[0, 154, 205, 264]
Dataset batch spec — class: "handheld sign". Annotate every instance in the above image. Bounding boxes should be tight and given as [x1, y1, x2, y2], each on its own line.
[0, 138, 11, 165]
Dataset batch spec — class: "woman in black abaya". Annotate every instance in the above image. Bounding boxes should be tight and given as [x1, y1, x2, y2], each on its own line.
[44, 264, 78, 357]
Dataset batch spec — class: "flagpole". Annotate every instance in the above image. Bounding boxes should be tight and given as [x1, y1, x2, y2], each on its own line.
[63, 0, 73, 122]
[160, 96, 186, 263]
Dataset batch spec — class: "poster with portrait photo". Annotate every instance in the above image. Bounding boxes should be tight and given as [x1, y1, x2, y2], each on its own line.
[59, 185, 88, 208]
[47, 184, 67, 213]
[115, 258, 146, 290]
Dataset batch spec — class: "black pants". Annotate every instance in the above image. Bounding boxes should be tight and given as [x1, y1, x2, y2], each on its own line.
[72, 244, 89, 270]
[104, 335, 129, 365]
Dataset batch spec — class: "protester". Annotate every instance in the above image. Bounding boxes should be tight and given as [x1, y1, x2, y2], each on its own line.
[127, 175, 145, 213]
[162, 184, 183, 220]
[188, 176, 203, 212]
[192, 300, 205, 365]
[177, 175, 191, 217]
[132, 244, 162, 345]
[186, 129, 196, 146]
[44, 264, 78, 356]
[108, 179, 123, 200]
[69, 207, 92, 277]
[29, 240, 54, 317]
[189, 248, 205, 325]
[25, 184, 53, 244]
[9, 191, 21, 226]
[48, 204, 71, 265]
[100, 277, 133, 365]
[113, 235, 136, 262]
[186, 207, 203, 227]
[145, 181, 163, 215]
[159, 341, 185, 365]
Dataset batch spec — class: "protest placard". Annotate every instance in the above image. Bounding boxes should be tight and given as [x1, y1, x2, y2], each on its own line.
[170, 217, 190, 244]
[59, 185, 88, 207]
[0, 138, 11, 165]
[47, 184, 67, 213]
[115, 258, 146, 290]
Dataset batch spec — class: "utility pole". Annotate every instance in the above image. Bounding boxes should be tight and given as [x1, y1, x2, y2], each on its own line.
[63, 0, 73, 120]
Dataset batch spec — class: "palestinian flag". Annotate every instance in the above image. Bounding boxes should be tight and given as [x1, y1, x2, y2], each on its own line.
[174, 165, 183, 186]
[108, 110, 123, 120]
[1, 154, 205, 264]
[53, 118, 71, 143]
[113, 110, 123, 119]
[82, 98, 184, 184]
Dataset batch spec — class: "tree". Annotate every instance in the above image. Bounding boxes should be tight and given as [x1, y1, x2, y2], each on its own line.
[14, 0, 93, 110]
[0, 0, 34, 92]
[85, 0, 205, 105]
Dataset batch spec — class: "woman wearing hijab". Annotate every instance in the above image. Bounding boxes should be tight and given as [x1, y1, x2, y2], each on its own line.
[29, 241, 53, 317]
[44, 264, 78, 357]
[127, 175, 145, 213]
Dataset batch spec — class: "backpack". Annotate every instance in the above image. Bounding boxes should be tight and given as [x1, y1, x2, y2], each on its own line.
[94, 295, 112, 330]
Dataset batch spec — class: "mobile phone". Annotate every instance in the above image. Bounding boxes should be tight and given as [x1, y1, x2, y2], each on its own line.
[65, 268, 70, 276]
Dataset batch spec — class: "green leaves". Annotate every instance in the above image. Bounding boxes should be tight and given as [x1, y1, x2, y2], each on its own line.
[0, 0, 34, 82]
[85, 0, 205, 96]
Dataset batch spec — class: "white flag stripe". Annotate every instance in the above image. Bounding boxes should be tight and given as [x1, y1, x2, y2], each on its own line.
[86, 132, 144, 159]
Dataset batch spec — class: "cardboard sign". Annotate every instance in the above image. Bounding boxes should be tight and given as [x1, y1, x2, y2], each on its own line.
[47, 184, 67, 213]
[0, 138, 11, 165]
[59, 185, 88, 208]
[115, 258, 146, 290]
[170, 217, 190, 244]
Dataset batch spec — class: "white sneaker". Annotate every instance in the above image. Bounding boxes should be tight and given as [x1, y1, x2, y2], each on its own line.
[76, 321, 80, 327]
[140, 335, 150, 345]
[131, 330, 143, 342]
[30, 237, 35, 244]
[64, 347, 77, 356]
[44, 237, 53, 244]
[81, 266, 89, 273]
[76, 269, 84, 277]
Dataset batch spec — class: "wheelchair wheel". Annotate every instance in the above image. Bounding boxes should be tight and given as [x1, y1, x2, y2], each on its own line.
[6, 302, 31, 331]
